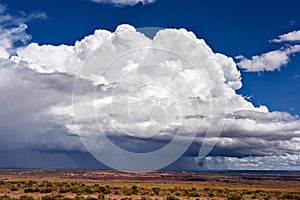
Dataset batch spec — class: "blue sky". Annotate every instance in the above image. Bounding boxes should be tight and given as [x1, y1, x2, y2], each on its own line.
[0, 0, 300, 170]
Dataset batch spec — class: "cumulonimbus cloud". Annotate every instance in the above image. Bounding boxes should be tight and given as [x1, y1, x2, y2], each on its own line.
[1, 22, 300, 170]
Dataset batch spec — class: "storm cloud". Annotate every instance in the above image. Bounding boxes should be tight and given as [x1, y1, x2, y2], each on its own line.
[1, 20, 300, 170]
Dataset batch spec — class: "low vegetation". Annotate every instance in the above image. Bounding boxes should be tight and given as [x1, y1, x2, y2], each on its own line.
[0, 179, 299, 200]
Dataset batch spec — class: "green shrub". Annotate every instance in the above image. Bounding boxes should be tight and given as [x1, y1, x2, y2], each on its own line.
[59, 188, 70, 193]
[189, 191, 200, 197]
[34, 188, 40, 192]
[282, 192, 296, 199]
[98, 185, 110, 194]
[26, 180, 37, 187]
[40, 181, 52, 187]
[227, 194, 242, 200]
[166, 194, 179, 200]
[74, 195, 83, 200]
[24, 188, 40, 193]
[132, 185, 138, 195]
[264, 195, 271, 200]
[216, 188, 225, 194]
[0, 195, 12, 200]
[86, 197, 97, 200]
[24, 188, 34, 193]
[41, 195, 54, 200]
[70, 186, 80, 193]
[243, 190, 253, 195]
[10, 186, 18, 191]
[40, 188, 53, 193]
[42, 195, 65, 200]
[8, 180, 18, 184]
[19, 195, 34, 200]
[98, 194, 105, 200]
[84, 186, 93, 194]
[70, 182, 77, 186]
[152, 187, 161, 195]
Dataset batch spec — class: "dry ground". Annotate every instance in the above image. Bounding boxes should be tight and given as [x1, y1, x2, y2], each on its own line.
[0, 170, 299, 200]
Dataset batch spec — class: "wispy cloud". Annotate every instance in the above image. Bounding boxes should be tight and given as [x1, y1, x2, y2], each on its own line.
[90, 0, 156, 7]
[0, 4, 46, 59]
